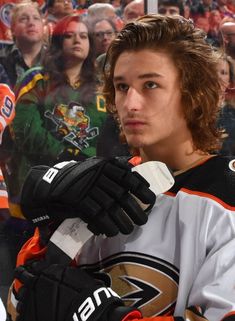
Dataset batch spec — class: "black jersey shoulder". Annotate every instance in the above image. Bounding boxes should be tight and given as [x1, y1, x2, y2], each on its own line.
[169, 156, 235, 206]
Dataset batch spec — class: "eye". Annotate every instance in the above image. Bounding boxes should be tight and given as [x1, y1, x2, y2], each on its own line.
[144, 81, 158, 89]
[19, 16, 27, 22]
[115, 83, 129, 92]
[64, 32, 73, 39]
[80, 33, 88, 39]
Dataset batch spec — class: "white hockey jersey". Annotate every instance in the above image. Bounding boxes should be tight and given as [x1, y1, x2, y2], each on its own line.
[76, 155, 235, 321]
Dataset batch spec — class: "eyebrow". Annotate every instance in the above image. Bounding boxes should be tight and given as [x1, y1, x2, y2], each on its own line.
[113, 72, 163, 82]
[65, 31, 88, 34]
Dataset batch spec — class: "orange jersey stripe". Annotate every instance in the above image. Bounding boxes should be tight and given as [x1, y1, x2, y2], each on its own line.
[14, 228, 46, 292]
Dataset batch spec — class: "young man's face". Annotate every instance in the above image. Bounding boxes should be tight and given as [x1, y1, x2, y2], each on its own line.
[11, 5, 44, 45]
[63, 21, 89, 63]
[50, 0, 73, 18]
[113, 49, 189, 151]
[158, 5, 180, 16]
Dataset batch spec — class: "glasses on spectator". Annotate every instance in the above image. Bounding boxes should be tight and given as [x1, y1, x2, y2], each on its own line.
[158, 7, 179, 15]
[94, 30, 115, 39]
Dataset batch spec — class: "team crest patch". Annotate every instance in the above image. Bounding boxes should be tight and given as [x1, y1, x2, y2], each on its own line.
[45, 101, 98, 150]
[84, 252, 179, 317]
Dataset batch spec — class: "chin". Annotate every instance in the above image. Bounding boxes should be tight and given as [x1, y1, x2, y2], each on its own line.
[126, 137, 146, 149]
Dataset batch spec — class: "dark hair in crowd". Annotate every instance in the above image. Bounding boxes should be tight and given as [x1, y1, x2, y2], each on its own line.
[43, 14, 97, 104]
[103, 14, 223, 153]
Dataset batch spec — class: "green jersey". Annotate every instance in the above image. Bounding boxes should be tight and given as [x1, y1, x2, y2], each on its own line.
[7, 66, 107, 214]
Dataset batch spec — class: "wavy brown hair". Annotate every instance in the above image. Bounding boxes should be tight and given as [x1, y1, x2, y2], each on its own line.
[103, 14, 223, 153]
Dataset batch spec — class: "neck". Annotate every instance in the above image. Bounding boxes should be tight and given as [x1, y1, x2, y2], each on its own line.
[65, 62, 83, 86]
[139, 140, 209, 172]
[17, 41, 42, 67]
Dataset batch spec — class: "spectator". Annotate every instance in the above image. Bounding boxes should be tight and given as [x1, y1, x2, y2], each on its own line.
[93, 18, 117, 57]
[207, 9, 222, 46]
[194, 15, 210, 33]
[111, 0, 122, 9]
[220, 20, 235, 67]
[227, 0, 235, 13]
[190, 0, 217, 19]
[0, 65, 11, 86]
[0, 1, 46, 88]
[45, 0, 74, 40]
[216, 0, 234, 18]
[115, 0, 134, 17]
[3, 13, 107, 273]
[158, 0, 184, 16]
[0, 0, 46, 50]
[88, 3, 123, 31]
[183, 1, 191, 19]
[123, 0, 144, 24]
[74, 0, 90, 9]
[217, 53, 235, 155]
[46, 0, 74, 21]
[0, 84, 15, 220]
[0, 84, 15, 308]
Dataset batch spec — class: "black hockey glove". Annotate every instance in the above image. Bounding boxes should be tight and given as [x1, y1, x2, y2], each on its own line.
[14, 261, 142, 321]
[20, 157, 156, 237]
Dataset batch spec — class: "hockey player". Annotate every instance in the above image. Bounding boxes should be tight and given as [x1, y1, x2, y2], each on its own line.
[7, 14, 235, 321]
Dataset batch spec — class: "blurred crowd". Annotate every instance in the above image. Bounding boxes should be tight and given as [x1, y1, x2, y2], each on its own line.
[0, 0, 235, 313]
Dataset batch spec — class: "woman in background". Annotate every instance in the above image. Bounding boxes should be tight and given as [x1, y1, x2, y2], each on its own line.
[217, 53, 235, 155]
[4, 14, 107, 265]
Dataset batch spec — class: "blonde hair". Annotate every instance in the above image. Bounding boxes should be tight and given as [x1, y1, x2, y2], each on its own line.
[10, 1, 42, 30]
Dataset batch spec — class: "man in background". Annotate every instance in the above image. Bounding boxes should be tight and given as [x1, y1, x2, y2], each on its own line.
[0, 1, 46, 88]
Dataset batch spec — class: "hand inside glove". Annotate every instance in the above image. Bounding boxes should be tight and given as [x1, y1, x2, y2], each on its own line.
[20, 157, 156, 237]
[14, 261, 142, 321]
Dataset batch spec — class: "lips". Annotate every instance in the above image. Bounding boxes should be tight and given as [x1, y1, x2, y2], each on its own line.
[73, 46, 82, 51]
[27, 29, 38, 34]
[123, 119, 146, 129]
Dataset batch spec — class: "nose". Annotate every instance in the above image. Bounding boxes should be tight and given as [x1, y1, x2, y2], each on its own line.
[73, 33, 81, 42]
[123, 87, 143, 112]
[28, 17, 36, 25]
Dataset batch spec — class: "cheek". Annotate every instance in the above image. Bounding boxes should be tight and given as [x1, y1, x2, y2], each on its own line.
[37, 22, 44, 31]
[62, 42, 67, 52]
[87, 41, 90, 52]
[114, 94, 122, 111]
[12, 25, 23, 35]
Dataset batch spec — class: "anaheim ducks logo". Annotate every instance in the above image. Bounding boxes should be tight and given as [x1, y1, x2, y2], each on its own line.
[85, 252, 179, 317]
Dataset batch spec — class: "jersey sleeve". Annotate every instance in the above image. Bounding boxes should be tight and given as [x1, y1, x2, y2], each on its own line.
[0, 83, 15, 143]
[13, 68, 65, 161]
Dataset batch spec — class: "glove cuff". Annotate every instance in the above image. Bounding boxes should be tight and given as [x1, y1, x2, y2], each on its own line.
[109, 306, 142, 321]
